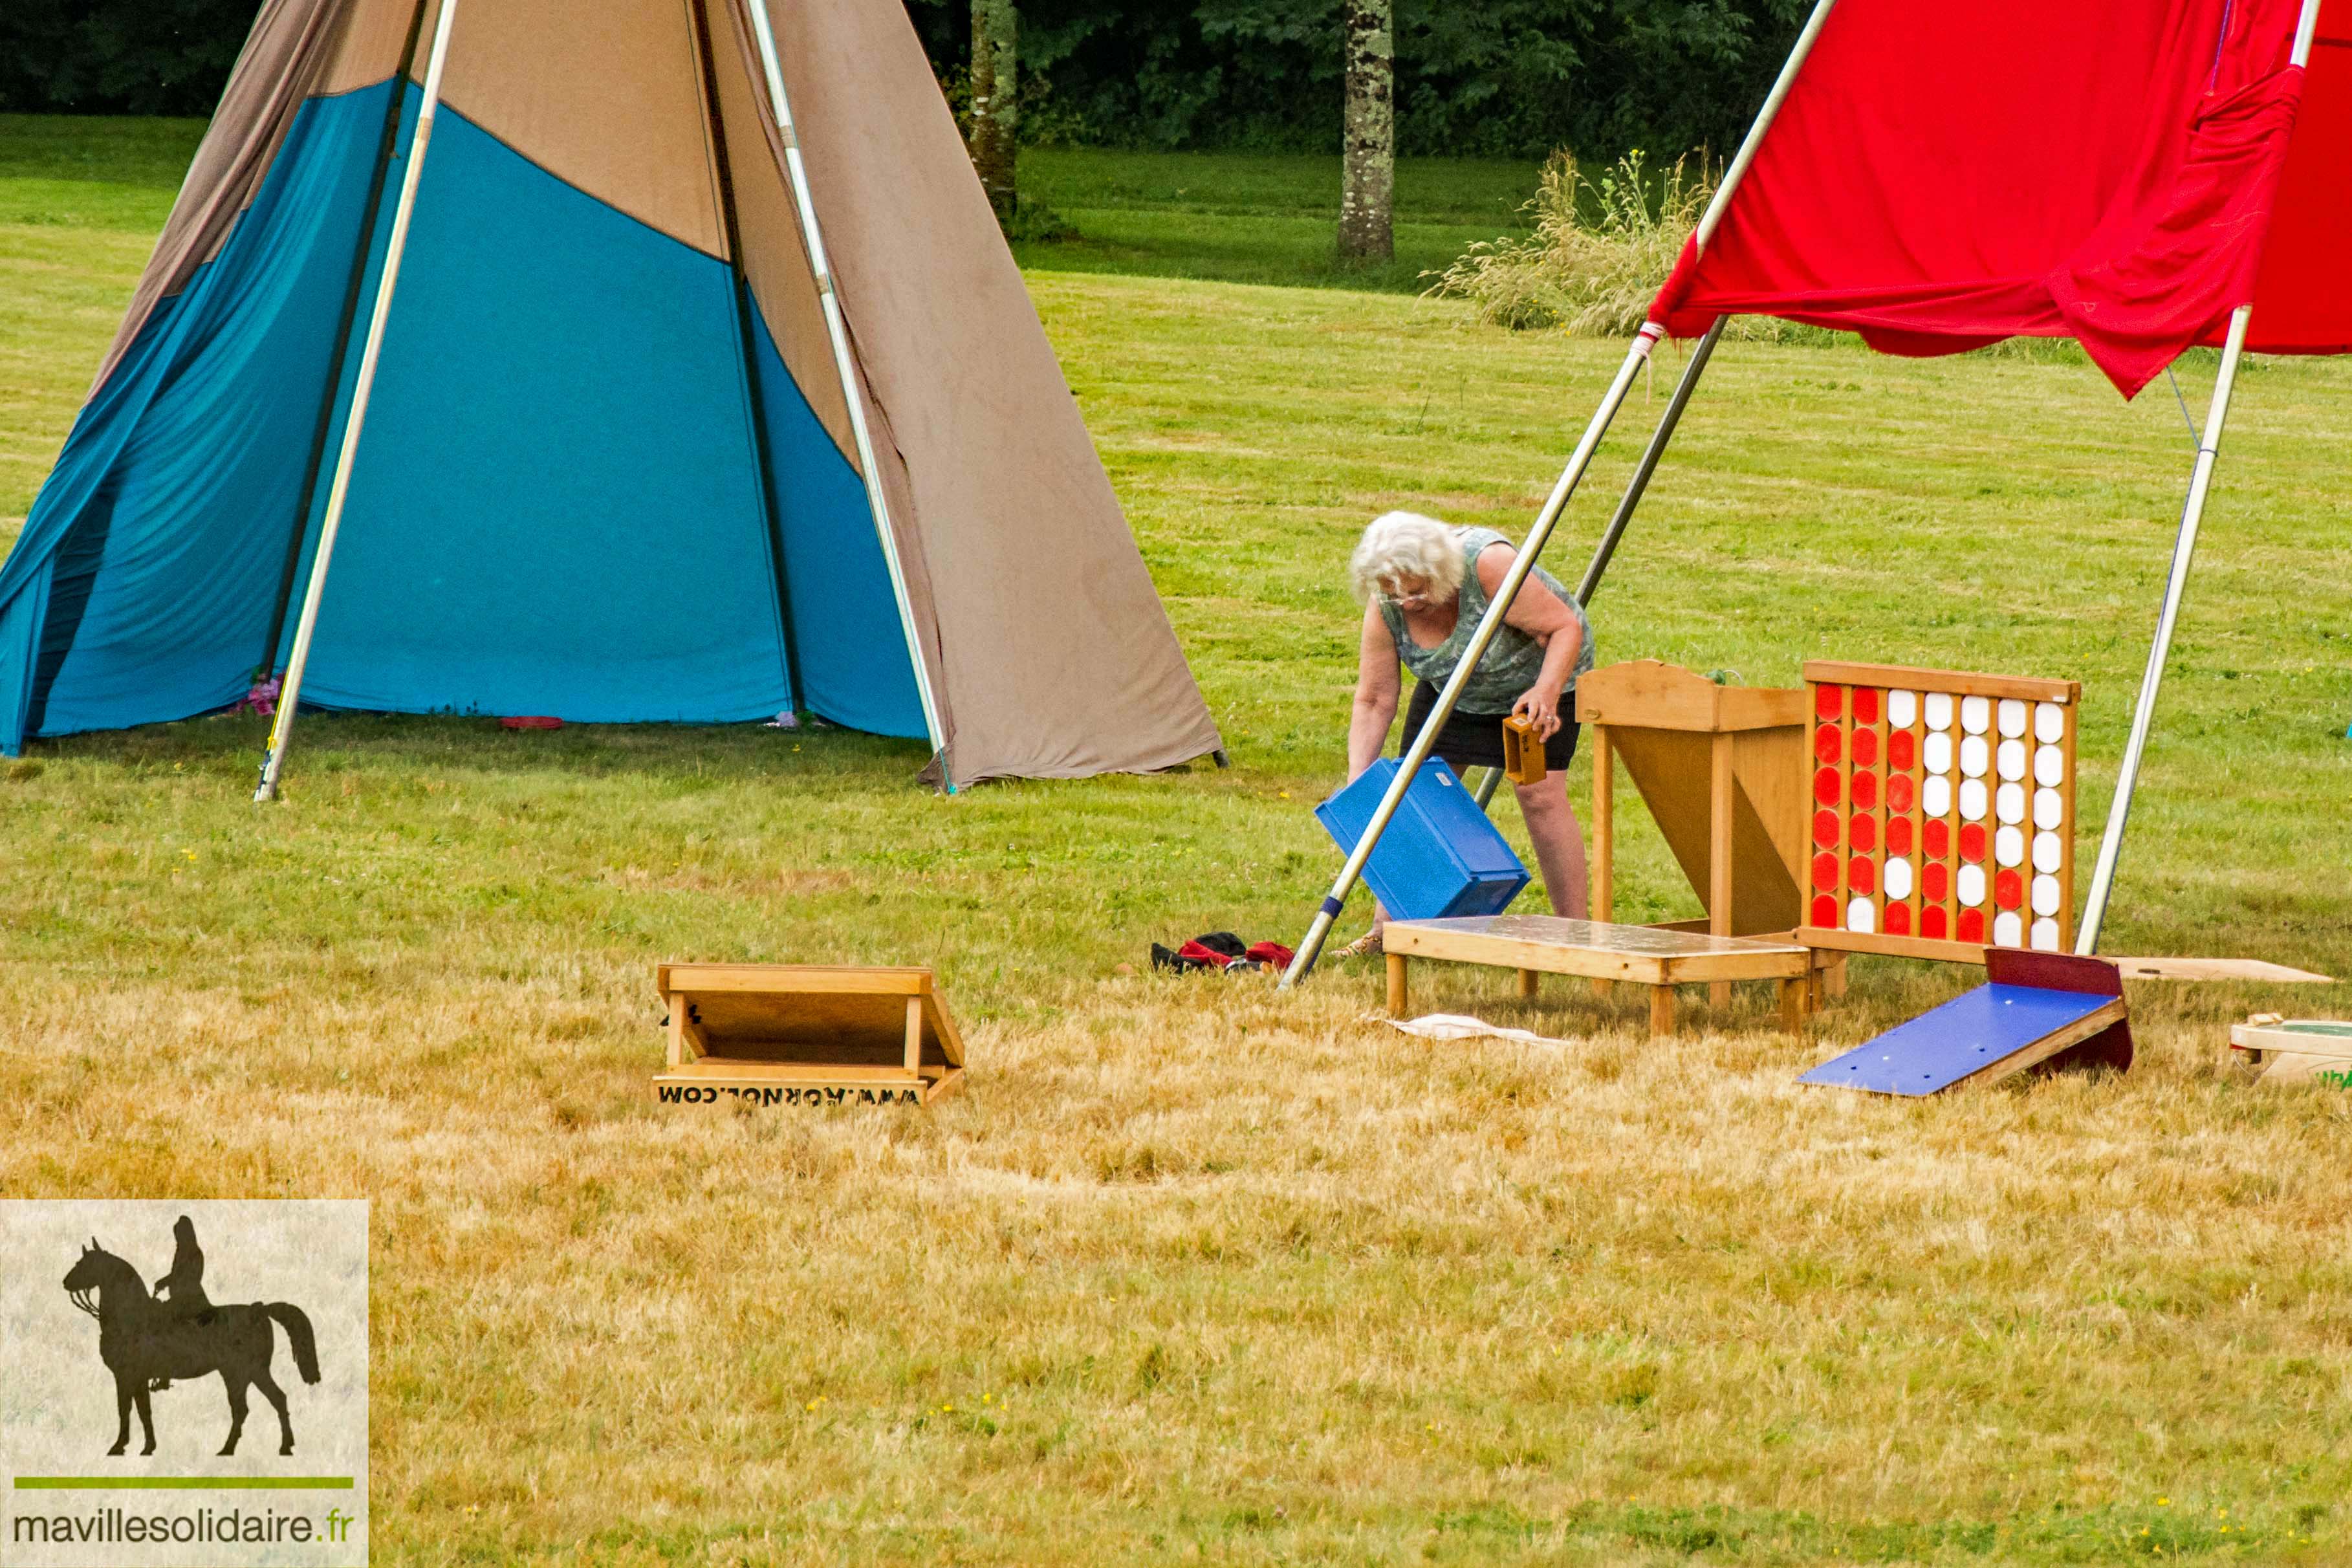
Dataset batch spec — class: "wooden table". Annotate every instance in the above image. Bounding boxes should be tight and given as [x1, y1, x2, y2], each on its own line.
[1382, 915, 1814, 1036]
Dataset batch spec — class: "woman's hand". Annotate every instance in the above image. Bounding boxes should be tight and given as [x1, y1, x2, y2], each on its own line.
[1512, 683, 1564, 741]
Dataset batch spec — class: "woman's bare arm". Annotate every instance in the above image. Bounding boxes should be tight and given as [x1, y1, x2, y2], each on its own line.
[1475, 545, 1583, 739]
[1347, 601, 1402, 779]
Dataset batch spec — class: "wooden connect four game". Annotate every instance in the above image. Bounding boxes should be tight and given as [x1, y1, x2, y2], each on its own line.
[1800, 661, 2080, 964]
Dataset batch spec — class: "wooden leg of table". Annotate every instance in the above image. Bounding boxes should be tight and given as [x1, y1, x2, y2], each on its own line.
[904, 995, 924, 1076]
[1649, 985, 1676, 1037]
[1778, 977, 1806, 1034]
[1592, 724, 1614, 997]
[1825, 953, 1848, 999]
[1708, 732, 1734, 1010]
[1518, 968, 1539, 999]
[1386, 952, 1408, 1016]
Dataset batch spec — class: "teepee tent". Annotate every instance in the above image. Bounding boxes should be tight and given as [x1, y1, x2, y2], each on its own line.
[0, 0, 1223, 792]
[1287, 0, 2343, 978]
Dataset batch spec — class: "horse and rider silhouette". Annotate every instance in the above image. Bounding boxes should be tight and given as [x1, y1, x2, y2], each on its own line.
[61, 1216, 321, 1457]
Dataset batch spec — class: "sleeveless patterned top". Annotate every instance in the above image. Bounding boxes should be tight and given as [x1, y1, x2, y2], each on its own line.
[1377, 525, 1595, 714]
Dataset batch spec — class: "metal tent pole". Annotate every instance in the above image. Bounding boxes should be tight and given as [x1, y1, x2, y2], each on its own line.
[743, 0, 953, 787]
[254, 0, 461, 802]
[1576, 317, 1726, 604]
[2074, 314, 2256, 951]
[1279, 0, 1842, 986]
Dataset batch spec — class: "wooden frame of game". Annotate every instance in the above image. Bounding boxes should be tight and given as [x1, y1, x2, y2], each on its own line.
[1800, 661, 2080, 965]
[654, 963, 966, 1106]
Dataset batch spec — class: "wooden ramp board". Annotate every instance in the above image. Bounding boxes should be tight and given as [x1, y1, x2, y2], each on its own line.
[655, 963, 965, 1106]
[1382, 916, 1813, 1036]
[1800, 950, 2129, 1096]
[2111, 957, 2335, 983]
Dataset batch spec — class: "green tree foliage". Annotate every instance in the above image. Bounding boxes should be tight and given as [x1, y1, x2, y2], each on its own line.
[0, 0, 254, 115]
[6, 0, 1804, 162]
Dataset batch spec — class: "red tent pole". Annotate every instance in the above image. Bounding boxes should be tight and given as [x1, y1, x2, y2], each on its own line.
[1279, 0, 1844, 987]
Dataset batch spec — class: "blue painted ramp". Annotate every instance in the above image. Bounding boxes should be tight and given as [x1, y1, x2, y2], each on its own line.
[1800, 983, 2117, 1096]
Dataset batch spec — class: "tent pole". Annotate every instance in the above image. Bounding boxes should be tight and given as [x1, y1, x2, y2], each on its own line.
[254, 0, 461, 803]
[261, 0, 429, 678]
[1576, 316, 1725, 605]
[1280, 330, 1662, 988]
[743, 0, 953, 788]
[2075, 305, 2253, 952]
[1279, 0, 1839, 988]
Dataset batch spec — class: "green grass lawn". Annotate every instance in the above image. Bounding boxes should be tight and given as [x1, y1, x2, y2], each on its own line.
[5, 120, 2352, 1566]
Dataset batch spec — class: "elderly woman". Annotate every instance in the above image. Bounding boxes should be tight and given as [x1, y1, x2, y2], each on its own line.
[1338, 510, 1595, 955]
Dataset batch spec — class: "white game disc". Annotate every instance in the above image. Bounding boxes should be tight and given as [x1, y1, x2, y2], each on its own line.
[1884, 856, 1914, 900]
[2034, 745, 2063, 786]
[2032, 831, 2062, 873]
[1993, 911, 2024, 948]
[1997, 739, 2027, 780]
[1888, 690, 1919, 728]
[2032, 873, 2061, 916]
[1957, 864, 1987, 906]
[1923, 776, 1953, 818]
[1959, 778, 1988, 820]
[2031, 917, 2062, 950]
[2034, 788, 2062, 830]
[1996, 781, 2025, 824]
[1961, 694, 1991, 734]
[1847, 896, 1877, 934]
[1959, 735, 1989, 777]
[1995, 824, 2025, 866]
[2035, 701, 2065, 743]
[1924, 691, 1954, 731]
[1998, 698, 2028, 737]
[1924, 732, 1954, 775]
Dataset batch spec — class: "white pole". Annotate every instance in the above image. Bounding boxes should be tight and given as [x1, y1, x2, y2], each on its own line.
[1279, 0, 1842, 986]
[2074, 311, 2254, 950]
[254, 0, 461, 802]
[744, 0, 953, 787]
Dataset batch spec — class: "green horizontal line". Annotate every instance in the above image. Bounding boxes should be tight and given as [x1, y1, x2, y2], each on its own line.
[13, 1477, 354, 1490]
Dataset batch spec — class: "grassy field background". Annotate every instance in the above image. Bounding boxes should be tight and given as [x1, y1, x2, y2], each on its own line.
[4, 118, 2352, 1565]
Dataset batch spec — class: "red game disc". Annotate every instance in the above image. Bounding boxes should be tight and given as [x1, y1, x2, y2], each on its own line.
[1813, 851, 1840, 892]
[1888, 730, 1917, 771]
[1853, 687, 1882, 725]
[1886, 903, 1913, 936]
[1924, 820, 1950, 859]
[1816, 684, 1843, 720]
[1814, 767, 1840, 806]
[1956, 908, 1987, 943]
[1848, 856, 1876, 895]
[1850, 770, 1879, 810]
[1959, 822, 1987, 862]
[1813, 808, 1841, 848]
[1814, 724, 1842, 765]
[1811, 894, 1839, 928]
[1886, 774, 1915, 814]
[1850, 728, 1879, 768]
[1922, 862, 1950, 902]
[1886, 817, 1914, 856]
[1850, 815, 1878, 853]
[1922, 906, 1950, 940]
[1994, 868, 2024, 909]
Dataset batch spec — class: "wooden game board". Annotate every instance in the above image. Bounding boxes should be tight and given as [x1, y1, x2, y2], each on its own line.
[1800, 661, 2080, 965]
[1382, 915, 1814, 1037]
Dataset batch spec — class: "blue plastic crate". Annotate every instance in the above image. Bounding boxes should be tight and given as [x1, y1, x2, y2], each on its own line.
[1315, 757, 1530, 921]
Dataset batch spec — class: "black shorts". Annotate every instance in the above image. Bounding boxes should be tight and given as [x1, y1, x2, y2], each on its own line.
[1399, 681, 1580, 776]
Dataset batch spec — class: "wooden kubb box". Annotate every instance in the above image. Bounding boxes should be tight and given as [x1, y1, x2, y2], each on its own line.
[655, 963, 965, 1107]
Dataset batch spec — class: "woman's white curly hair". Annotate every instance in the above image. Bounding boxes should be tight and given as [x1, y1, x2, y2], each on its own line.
[1349, 511, 1465, 605]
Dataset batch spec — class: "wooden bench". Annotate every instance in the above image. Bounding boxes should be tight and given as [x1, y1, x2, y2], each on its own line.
[1382, 915, 1814, 1036]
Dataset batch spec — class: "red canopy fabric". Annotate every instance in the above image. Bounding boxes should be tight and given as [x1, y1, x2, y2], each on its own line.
[1651, 0, 2349, 397]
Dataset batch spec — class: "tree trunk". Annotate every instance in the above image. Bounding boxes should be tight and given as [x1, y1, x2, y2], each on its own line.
[1338, 0, 1393, 262]
[970, 0, 1018, 222]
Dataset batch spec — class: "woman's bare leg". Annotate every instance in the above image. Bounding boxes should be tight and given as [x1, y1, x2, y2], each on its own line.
[1514, 780, 1589, 920]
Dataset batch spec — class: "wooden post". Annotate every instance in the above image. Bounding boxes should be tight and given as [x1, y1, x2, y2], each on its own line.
[1778, 977, 1806, 1034]
[904, 994, 924, 1076]
[1649, 985, 1676, 1037]
[666, 990, 687, 1070]
[1386, 952, 1408, 1015]
[1708, 730, 1734, 1008]
[1518, 968, 1538, 999]
[1591, 722, 1614, 997]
